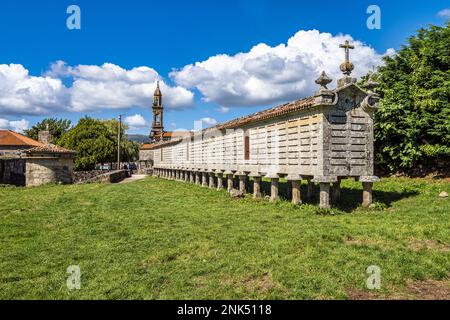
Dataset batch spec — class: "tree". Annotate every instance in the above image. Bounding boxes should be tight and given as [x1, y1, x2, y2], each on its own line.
[373, 23, 450, 174]
[59, 117, 140, 171]
[59, 117, 116, 171]
[24, 118, 72, 144]
[102, 119, 139, 162]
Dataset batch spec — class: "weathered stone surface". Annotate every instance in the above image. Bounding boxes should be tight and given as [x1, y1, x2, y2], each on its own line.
[229, 188, 245, 198]
[319, 183, 331, 209]
[362, 182, 373, 207]
[439, 191, 448, 198]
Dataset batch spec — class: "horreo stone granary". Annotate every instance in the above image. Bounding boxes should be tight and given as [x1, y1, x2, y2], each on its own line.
[141, 41, 380, 208]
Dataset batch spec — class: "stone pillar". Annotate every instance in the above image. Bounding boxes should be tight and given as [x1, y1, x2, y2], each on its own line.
[251, 174, 262, 199]
[359, 176, 379, 207]
[362, 182, 373, 207]
[286, 174, 301, 205]
[202, 171, 208, 187]
[291, 181, 301, 205]
[332, 178, 341, 203]
[209, 172, 216, 189]
[216, 172, 224, 190]
[266, 174, 279, 202]
[319, 183, 331, 209]
[184, 171, 189, 182]
[236, 172, 247, 193]
[190, 171, 195, 183]
[306, 179, 314, 200]
[225, 172, 234, 192]
[195, 171, 201, 185]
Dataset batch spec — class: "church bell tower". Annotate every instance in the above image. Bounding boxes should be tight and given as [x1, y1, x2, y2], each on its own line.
[150, 81, 164, 142]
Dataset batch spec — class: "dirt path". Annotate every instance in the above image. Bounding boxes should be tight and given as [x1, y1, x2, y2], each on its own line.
[119, 174, 148, 184]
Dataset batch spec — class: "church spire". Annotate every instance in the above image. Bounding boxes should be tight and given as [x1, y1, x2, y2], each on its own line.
[150, 81, 164, 142]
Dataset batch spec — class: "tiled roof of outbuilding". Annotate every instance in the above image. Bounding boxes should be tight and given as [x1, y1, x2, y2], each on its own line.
[23, 144, 76, 154]
[0, 130, 44, 147]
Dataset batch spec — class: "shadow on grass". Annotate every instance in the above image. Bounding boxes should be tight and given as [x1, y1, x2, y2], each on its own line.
[252, 179, 419, 213]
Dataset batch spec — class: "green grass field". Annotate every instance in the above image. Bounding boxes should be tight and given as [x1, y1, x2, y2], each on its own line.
[0, 176, 449, 299]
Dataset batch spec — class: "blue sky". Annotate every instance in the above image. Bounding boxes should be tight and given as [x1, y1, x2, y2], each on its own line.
[0, 0, 449, 135]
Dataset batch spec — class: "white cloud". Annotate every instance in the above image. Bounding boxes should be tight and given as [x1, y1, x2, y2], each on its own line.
[217, 106, 230, 113]
[0, 62, 195, 117]
[49, 61, 195, 112]
[200, 117, 218, 126]
[124, 114, 149, 130]
[0, 64, 69, 116]
[0, 118, 30, 133]
[437, 8, 450, 18]
[171, 29, 394, 108]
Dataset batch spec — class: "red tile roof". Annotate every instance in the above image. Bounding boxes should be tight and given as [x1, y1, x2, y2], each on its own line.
[140, 143, 157, 150]
[0, 130, 44, 147]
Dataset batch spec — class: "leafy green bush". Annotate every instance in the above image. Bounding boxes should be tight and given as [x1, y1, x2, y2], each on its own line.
[374, 23, 450, 174]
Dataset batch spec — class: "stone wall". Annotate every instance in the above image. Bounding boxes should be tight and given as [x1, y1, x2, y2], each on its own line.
[79, 170, 129, 184]
[0, 146, 30, 158]
[73, 170, 105, 184]
[0, 158, 25, 186]
[25, 157, 74, 187]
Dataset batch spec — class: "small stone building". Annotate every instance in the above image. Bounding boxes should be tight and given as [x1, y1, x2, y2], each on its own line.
[0, 129, 76, 187]
[22, 144, 76, 187]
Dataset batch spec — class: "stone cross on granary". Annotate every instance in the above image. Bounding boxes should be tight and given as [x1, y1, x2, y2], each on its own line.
[339, 40, 354, 75]
[338, 40, 356, 87]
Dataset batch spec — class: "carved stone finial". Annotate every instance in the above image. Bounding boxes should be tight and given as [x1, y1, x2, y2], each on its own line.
[315, 71, 332, 91]
[361, 73, 380, 113]
[362, 72, 379, 95]
[314, 71, 334, 104]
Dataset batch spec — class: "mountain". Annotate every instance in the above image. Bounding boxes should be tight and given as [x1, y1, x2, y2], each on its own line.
[126, 134, 149, 144]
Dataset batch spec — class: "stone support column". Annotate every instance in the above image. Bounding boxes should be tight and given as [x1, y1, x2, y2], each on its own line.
[209, 171, 216, 189]
[359, 176, 380, 207]
[250, 173, 262, 199]
[266, 173, 279, 202]
[224, 171, 234, 192]
[287, 174, 302, 205]
[307, 178, 314, 200]
[202, 171, 208, 187]
[216, 172, 224, 190]
[195, 171, 201, 185]
[236, 172, 247, 193]
[319, 183, 331, 209]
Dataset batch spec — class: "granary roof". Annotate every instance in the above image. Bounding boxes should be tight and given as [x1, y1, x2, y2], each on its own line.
[212, 96, 316, 131]
[23, 144, 76, 155]
[140, 143, 157, 150]
[142, 95, 316, 150]
[0, 130, 45, 147]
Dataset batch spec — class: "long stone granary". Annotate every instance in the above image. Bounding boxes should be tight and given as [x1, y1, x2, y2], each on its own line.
[148, 42, 381, 208]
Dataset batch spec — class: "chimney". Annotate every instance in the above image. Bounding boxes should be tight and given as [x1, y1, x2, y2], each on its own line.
[38, 130, 51, 145]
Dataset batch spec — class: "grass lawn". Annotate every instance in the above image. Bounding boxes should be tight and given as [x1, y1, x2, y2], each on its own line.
[0, 176, 449, 299]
